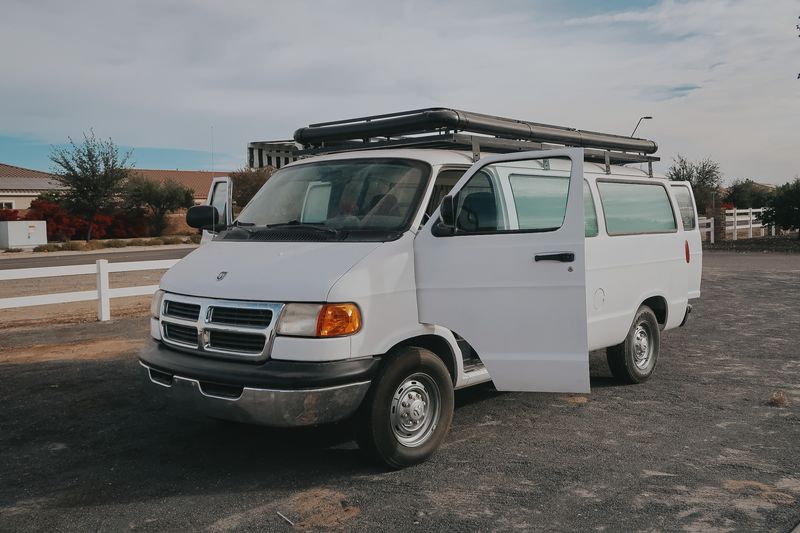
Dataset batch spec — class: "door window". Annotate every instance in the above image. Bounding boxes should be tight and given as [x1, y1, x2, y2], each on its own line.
[509, 173, 569, 231]
[453, 170, 508, 232]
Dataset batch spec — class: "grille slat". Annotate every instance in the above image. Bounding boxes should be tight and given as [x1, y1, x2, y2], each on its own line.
[210, 307, 272, 328]
[164, 323, 198, 346]
[164, 301, 201, 320]
[208, 331, 266, 353]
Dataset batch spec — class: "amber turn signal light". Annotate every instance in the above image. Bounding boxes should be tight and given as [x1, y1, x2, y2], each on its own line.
[316, 303, 361, 337]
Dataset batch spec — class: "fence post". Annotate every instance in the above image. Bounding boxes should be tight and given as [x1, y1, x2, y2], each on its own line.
[731, 210, 737, 240]
[97, 259, 110, 321]
[747, 208, 753, 238]
[710, 218, 715, 244]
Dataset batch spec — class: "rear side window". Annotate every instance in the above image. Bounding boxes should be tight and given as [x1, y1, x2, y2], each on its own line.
[597, 181, 677, 235]
[671, 185, 696, 230]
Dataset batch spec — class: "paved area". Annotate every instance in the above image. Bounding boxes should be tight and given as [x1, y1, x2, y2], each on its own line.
[0, 251, 798, 532]
[0, 245, 196, 269]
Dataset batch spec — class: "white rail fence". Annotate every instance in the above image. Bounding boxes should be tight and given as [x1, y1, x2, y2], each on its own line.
[0, 259, 178, 321]
[698, 217, 715, 244]
[725, 208, 774, 240]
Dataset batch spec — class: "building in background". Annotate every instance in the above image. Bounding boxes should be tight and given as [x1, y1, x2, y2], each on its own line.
[0, 163, 64, 209]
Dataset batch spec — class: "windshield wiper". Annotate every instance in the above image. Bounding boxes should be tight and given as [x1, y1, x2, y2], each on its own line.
[266, 221, 340, 236]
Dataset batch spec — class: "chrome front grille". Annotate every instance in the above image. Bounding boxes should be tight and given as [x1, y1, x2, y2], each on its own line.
[159, 294, 283, 362]
[209, 306, 272, 327]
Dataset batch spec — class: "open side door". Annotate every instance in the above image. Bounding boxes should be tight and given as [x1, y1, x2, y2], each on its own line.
[201, 176, 233, 244]
[414, 149, 589, 392]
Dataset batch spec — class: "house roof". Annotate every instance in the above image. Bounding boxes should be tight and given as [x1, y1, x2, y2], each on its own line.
[132, 169, 229, 199]
[0, 163, 63, 191]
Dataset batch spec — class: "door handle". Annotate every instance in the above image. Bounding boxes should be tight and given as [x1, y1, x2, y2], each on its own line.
[534, 252, 575, 263]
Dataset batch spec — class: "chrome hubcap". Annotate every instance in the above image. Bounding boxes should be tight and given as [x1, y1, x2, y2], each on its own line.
[632, 323, 653, 370]
[390, 373, 440, 448]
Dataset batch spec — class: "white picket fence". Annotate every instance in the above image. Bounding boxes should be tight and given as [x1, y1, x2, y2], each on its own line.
[698, 217, 715, 244]
[0, 259, 178, 321]
[725, 208, 774, 240]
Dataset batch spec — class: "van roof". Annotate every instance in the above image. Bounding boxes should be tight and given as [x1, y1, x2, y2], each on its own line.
[281, 148, 667, 180]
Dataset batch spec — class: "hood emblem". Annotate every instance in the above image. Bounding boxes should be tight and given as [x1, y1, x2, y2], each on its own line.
[216, 271, 228, 281]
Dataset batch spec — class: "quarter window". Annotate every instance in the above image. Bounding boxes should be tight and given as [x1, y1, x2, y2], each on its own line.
[598, 181, 677, 235]
[671, 185, 696, 230]
[0, 201, 13, 209]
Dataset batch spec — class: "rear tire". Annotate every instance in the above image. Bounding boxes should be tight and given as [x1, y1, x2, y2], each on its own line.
[355, 346, 454, 469]
[607, 305, 660, 384]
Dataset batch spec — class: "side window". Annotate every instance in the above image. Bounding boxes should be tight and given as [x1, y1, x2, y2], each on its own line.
[425, 169, 467, 216]
[597, 181, 677, 235]
[509, 173, 569, 231]
[584, 181, 598, 237]
[453, 170, 507, 232]
[671, 185, 697, 230]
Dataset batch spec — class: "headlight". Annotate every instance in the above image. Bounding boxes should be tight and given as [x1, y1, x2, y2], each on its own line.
[277, 303, 361, 337]
[150, 289, 165, 319]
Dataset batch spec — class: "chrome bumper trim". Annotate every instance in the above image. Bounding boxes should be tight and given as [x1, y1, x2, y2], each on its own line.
[140, 362, 370, 427]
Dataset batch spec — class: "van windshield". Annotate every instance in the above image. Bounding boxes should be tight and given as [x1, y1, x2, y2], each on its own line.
[230, 158, 430, 241]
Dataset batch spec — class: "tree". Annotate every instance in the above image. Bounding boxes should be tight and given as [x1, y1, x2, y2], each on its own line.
[49, 130, 132, 240]
[761, 178, 800, 239]
[666, 155, 722, 214]
[229, 166, 275, 211]
[124, 175, 194, 236]
[723, 179, 774, 208]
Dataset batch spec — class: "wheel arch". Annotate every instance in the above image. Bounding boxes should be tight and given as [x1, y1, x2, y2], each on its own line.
[391, 334, 458, 386]
[640, 294, 668, 327]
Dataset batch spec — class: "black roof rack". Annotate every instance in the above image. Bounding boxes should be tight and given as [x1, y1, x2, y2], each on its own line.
[248, 108, 659, 171]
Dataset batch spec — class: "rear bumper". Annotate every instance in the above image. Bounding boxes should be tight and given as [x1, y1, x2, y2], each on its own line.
[139, 341, 377, 427]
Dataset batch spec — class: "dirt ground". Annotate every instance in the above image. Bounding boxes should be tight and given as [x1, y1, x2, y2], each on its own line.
[0, 250, 798, 532]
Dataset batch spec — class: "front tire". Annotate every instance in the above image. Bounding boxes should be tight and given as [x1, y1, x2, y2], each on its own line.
[355, 347, 454, 469]
[607, 305, 660, 383]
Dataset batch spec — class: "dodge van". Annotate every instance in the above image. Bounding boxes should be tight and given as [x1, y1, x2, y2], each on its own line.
[140, 109, 701, 468]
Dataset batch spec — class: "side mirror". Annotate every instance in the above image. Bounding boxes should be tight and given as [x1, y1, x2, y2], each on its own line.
[187, 205, 221, 231]
[440, 195, 455, 227]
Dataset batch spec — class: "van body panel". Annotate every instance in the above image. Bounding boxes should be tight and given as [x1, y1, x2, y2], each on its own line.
[160, 240, 381, 302]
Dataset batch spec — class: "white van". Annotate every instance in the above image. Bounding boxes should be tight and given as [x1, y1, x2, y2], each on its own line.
[140, 109, 701, 468]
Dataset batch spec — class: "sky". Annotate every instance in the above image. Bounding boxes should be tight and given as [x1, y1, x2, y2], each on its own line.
[0, 0, 797, 184]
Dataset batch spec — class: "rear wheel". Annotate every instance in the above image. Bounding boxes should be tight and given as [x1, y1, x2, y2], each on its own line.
[355, 346, 454, 469]
[607, 305, 660, 383]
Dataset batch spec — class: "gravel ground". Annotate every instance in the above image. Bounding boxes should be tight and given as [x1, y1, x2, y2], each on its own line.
[0, 251, 798, 532]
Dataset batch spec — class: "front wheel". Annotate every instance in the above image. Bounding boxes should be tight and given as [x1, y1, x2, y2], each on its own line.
[355, 347, 454, 469]
[607, 305, 660, 383]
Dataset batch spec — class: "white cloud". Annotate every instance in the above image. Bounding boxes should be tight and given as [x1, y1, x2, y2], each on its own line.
[0, 0, 797, 182]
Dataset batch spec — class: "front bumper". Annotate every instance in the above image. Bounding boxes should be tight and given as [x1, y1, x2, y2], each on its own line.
[139, 341, 377, 427]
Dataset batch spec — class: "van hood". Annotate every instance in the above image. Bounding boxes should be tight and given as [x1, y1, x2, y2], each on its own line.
[160, 241, 381, 302]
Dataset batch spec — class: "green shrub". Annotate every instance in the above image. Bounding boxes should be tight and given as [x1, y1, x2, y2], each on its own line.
[126, 238, 147, 247]
[144, 238, 164, 246]
[3, 248, 23, 253]
[188, 233, 202, 244]
[161, 236, 183, 245]
[104, 239, 128, 248]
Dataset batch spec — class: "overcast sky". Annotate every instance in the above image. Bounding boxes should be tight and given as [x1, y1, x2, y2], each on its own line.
[0, 0, 797, 184]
